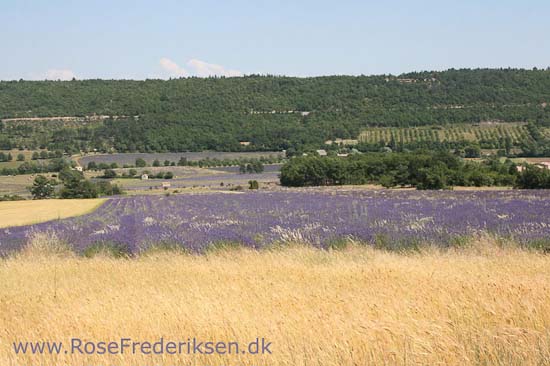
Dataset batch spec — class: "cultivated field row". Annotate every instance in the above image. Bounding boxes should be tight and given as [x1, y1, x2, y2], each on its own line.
[359, 123, 546, 145]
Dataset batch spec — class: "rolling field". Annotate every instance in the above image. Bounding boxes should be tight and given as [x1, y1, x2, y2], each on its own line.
[104, 164, 281, 192]
[359, 122, 549, 147]
[0, 199, 105, 228]
[1, 242, 550, 365]
[0, 174, 38, 196]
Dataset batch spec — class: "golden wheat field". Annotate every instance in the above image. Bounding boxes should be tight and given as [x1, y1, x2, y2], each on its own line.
[0, 199, 105, 228]
[1, 238, 550, 366]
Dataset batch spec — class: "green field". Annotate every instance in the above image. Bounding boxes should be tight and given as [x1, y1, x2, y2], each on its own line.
[359, 123, 549, 148]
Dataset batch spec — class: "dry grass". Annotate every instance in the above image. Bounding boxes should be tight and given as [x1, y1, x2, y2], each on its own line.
[1, 240, 550, 366]
[0, 198, 105, 228]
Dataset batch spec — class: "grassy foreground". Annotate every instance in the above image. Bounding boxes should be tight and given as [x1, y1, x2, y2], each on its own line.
[1, 240, 550, 365]
[0, 198, 105, 228]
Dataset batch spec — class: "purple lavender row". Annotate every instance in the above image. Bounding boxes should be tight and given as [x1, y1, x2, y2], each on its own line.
[1, 190, 549, 255]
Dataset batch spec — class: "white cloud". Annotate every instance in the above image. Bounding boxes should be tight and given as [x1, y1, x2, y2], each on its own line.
[187, 59, 243, 77]
[159, 57, 189, 77]
[158, 58, 243, 78]
[44, 69, 76, 81]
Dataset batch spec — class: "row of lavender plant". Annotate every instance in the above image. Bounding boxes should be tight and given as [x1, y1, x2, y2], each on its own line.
[1, 190, 549, 255]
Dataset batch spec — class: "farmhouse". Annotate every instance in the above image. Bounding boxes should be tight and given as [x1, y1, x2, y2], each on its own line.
[316, 149, 327, 156]
[141, 174, 149, 180]
[74, 166, 83, 172]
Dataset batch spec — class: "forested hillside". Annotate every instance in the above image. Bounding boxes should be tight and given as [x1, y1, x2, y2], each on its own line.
[1, 68, 550, 153]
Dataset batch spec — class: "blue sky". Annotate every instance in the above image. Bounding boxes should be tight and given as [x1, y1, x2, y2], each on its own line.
[1, 0, 548, 80]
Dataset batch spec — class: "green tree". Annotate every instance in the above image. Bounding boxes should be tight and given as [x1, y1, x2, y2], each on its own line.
[103, 169, 117, 178]
[515, 166, 550, 189]
[464, 145, 481, 158]
[59, 168, 98, 199]
[29, 175, 55, 199]
[135, 158, 147, 167]
[177, 157, 187, 166]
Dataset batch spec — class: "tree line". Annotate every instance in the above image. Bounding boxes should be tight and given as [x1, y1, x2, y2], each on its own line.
[1, 69, 550, 154]
[280, 152, 549, 189]
[30, 168, 123, 199]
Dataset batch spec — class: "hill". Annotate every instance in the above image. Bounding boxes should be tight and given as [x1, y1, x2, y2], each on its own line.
[1, 68, 550, 154]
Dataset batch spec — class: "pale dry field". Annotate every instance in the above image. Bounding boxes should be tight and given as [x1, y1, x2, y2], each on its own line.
[1, 240, 549, 366]
[0, 199, 105, 228]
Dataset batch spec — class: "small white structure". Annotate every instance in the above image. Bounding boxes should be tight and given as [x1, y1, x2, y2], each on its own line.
[301, 111, 311, 116]
[74, 166, 83, 172]
[239, 141, 251, 146]
[141, 174, 149, 180]
[337, 153, 349, 157]
[325, 139, 358, 146]
[516, 166, 526, 173]
[316, 149, 327, 156]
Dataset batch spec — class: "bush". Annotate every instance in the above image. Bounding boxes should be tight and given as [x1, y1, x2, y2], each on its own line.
[83, 242, 131, 258]
[102, 169, 117, 178]
[135, 158, 147, 167]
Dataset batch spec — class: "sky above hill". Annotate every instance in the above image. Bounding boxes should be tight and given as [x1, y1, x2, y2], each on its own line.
[1, 0, 549, 80]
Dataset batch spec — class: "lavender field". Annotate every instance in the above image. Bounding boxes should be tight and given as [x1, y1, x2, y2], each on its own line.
[79, 151, 284, 166]
[1, 190, 550, 256]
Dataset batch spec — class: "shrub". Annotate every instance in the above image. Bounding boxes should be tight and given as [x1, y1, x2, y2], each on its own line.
[83, 242, 131, 258]
[135, 158, 147, 167]
[102, 169, 117, 178]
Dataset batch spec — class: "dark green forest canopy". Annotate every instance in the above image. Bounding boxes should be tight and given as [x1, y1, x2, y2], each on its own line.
[1, 68, 550, 152]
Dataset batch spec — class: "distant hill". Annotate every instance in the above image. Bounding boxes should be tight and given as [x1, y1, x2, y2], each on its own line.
[1, 68, 550, 153]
